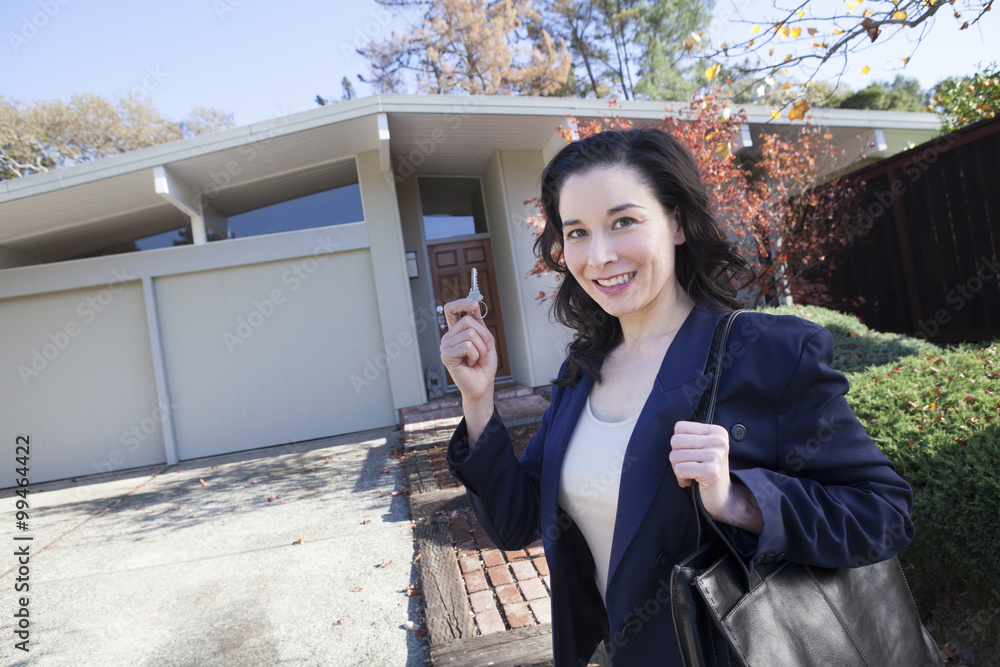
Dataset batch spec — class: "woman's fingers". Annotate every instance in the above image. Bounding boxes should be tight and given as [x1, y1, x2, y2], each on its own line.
[444, 299, 488, 328]
[442, 327, 488, 368]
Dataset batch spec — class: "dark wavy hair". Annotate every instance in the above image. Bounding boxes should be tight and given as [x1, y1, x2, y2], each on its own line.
[535, 127, 753, 388]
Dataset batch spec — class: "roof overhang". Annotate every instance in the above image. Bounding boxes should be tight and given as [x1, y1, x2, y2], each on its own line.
[0, 94, 942, 264]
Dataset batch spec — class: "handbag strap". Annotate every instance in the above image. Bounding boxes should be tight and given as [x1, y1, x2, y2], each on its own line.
[688, 309, 759, 585]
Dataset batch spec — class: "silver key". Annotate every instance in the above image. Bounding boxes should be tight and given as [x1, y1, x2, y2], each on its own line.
[466, 268, 488, 318]
[467, 268, 484, 302]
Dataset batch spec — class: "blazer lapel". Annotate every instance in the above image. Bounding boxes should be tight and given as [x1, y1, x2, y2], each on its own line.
[606, 304, 723, 586]
[536, 303, 725, 588]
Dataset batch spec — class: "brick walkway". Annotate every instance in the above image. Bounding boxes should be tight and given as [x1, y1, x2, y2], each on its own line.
[403, 386, 609, 666]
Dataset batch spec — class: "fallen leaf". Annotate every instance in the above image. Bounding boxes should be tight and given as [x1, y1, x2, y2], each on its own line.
[333, 619, 343, 626]
[380, 469, 389, 474]
[293, 537, 305, 545]
[405, 584, 419, 597]
[360, 519, 372, 525]
[392, 491, 403, 496]
[350, 586, 364, 593]
[199, 479, 207, 486]
[267, 495, 279, 502]
[378, 559, 393, 568]
[940, 645, 958, 661]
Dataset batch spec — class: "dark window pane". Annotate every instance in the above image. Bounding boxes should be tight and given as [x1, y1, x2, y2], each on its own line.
[226, 183, 364, 239]
[419, 177, 487, 241]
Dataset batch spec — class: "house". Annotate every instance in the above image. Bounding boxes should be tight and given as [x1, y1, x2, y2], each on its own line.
[0, 94, 941, 486]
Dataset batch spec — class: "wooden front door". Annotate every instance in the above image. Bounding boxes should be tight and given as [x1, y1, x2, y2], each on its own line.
[428, 239, 511, 381]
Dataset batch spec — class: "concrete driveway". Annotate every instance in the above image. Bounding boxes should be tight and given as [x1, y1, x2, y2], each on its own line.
[0, 425, 427, 666]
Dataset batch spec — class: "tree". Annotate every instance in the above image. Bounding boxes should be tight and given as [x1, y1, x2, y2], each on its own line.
[0, 94, 234, 180]
[694, 1, 993, 98]
[932, 62, 1000, 132]
[541, 0, 713, 100]
[522, 92, 866, 306]
[357, 0, 573, 96]
[833, 75, 929, 111]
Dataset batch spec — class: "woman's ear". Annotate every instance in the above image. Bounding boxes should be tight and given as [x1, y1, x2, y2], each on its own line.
[672, 207, 686, 245]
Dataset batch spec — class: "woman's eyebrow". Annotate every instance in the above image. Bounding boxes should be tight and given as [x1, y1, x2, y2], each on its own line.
[563, 202, 645, 227]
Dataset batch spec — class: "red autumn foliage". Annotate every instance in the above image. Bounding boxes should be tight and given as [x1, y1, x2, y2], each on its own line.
[523, 89, 867, 307]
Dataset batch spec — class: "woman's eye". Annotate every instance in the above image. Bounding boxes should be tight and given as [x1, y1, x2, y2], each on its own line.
[565, 228, 586, 239]
[613, 217, 635, 229]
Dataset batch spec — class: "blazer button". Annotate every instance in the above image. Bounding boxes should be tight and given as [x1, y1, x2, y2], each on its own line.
[655, 550, 670, 570]
[622, 620, 641, 638]
[731, 423, 747, 442]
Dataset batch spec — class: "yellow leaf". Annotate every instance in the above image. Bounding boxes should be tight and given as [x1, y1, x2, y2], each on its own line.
[893, 10, 907, 19]
[791, 27, 802, 37]
[768, 47, 775, 56]
[779, 26, 790, 37]
[845, 0, 855, 10]
[705, 63, 720, 81]
[833, 27, 845, 34]
[689, 31, 702, 43]
[784, 53, 793, 62]
[747, 39, 755, 48]
[751, 24, 761, 33]
[808, 27, 818, 35]
[797, 9, 805, 18]
[788, 98, 810, 121]
[770, 108, 781, 120]
[902, 56, 910, 64]
[863, 8, 874, 17]
[862, 65, 871, 74]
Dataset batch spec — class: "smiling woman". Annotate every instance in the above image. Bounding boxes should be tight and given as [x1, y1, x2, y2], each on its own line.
[441, 127, 920, 666]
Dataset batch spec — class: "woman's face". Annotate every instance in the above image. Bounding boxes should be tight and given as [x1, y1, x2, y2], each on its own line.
[558, 165, 686, 321]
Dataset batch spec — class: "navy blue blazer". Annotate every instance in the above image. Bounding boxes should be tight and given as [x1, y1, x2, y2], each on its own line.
[447, 304, 914, 666]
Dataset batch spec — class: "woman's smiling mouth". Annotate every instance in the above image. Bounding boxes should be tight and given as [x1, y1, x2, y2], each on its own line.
[593, 271, 637, 293]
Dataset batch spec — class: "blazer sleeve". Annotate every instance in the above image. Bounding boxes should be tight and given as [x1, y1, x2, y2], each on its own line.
[446, 364, 566, 551]
[728, 326, 915, 570]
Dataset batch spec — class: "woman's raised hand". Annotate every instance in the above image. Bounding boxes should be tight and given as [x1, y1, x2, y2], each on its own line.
[439, 299, 497, 405]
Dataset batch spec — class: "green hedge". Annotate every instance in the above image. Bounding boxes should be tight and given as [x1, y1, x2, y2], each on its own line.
[764, 306, 1000, 655]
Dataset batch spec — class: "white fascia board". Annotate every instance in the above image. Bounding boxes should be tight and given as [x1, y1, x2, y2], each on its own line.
[154, 166, 202, 217]
[377, 113, 391, 173]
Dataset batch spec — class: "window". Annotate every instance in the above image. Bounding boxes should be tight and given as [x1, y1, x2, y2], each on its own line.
[225, 183, 364, 239]
[419, 177, 488, 241]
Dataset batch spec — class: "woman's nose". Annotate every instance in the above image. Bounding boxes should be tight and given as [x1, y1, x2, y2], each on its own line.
[588, 232, 617, 268]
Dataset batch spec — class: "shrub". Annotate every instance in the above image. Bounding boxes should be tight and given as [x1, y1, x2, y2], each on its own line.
[767, 305, 1000, 658]
[761, 304, 940, 373]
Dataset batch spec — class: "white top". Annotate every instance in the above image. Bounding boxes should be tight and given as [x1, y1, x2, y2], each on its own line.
[558, 395, 640, 604]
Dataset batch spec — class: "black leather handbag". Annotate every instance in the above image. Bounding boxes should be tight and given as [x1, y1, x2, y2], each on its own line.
[670, 310, 943, 667]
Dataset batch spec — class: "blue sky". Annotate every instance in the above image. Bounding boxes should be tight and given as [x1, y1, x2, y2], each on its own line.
[1, 0, 996, 127]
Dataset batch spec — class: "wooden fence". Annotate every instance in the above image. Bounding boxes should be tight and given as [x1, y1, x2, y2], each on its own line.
[826, 117, 1000, 343]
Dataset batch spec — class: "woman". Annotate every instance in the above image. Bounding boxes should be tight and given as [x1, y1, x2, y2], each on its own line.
[440, 128, 914, 666]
